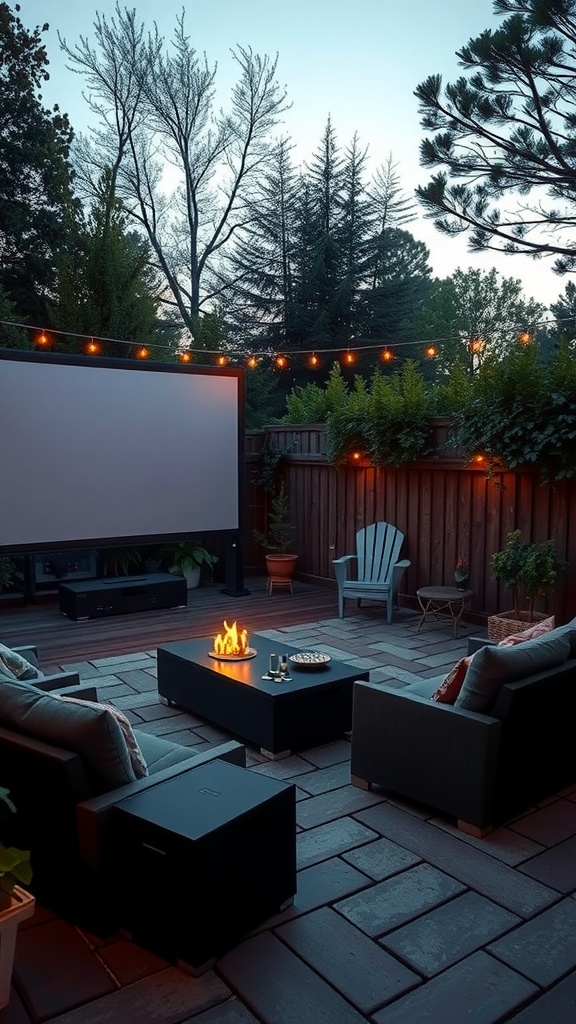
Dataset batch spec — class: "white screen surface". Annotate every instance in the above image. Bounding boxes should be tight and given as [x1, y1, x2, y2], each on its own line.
[0, 354, 241, 550]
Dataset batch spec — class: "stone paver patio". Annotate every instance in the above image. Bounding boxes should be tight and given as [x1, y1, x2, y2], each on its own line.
[5, 605, 576, 1024]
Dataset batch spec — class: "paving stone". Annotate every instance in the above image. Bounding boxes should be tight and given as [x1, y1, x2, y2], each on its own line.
[488, 898, 576, 986]
[115, 669, 159, 691]
[96, 938, 168, 985]
[371, 951, 537, 1024]
[342, 837, 421, 880]
[297, 786, 383, 829]
[90, 681, 136, 700]
[250, 755, 314, 780]
[368, 643, 429, 661]
[40, 966, 231, 1024]
[13, 918, 117, 1019]
[355, 802, 558, 918]
[277, 907, 420, 1014]
[296, 762, 354, 796]
[296, 740, 352, 769]
[505, 969, 576, 1022]
[297, 817, 379, 870]
[508, 800, 576, 846]
[192, 1001, 262, 1023]
[335, 862, 466, 937]
[430, 818, 545, 866]
[518, 834, 576, 893]
[91, 653, 156, 667]
[218, 931, 367, 1024]
[381, 891, 520, 977]
[254, 857, 371, 929]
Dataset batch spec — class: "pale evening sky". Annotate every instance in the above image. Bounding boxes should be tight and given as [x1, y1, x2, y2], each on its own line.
[20, 0, 568, 311]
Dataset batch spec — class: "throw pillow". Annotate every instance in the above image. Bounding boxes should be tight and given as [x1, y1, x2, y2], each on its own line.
[0, 679, 138, 792]
[455, 632, 571, 713]
[497, 616, 555, 648]
[59, 696, 148, 779]
[0, 642, 44, 681]
[431, 656, 473, 703]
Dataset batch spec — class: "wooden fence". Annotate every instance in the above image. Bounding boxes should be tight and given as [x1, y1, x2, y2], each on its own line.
[243, 424, 576, 625]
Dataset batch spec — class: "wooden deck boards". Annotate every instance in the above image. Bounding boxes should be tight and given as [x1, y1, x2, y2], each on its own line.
[0, 576, 339, 666]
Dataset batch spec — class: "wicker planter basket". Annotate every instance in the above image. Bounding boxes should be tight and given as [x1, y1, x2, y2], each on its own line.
[487, 611, 555, 643]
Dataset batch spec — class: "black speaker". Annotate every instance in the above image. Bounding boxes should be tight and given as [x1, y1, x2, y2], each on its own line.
[221, 534, 250, 597]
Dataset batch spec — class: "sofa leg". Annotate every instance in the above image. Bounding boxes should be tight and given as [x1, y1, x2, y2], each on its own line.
[457, 819, 493, 838]
[351, 775, 371, 791]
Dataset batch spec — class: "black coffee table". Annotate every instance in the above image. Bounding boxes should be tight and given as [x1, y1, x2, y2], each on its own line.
[157, 634, 369, 757]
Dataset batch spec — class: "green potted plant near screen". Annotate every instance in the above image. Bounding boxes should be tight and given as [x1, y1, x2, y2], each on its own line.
[253, 482, 298, 593]
[488, 530, 567, 640]
[160, 542, 218, 590]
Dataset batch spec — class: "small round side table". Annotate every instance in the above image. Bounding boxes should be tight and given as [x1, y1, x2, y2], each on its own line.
[416, 586, 473, 638]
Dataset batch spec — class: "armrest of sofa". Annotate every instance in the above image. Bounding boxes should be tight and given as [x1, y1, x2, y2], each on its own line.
[77, 739, 246, 874]
[350, 680, 501, 830]
[33, 671, 82, 691]
[467, 636, 497, 656]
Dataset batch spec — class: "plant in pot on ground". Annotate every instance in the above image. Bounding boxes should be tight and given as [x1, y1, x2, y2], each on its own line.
[160, 542, 218, 589]
[489, 530, 567, 640]
[253, 482, 298, 592]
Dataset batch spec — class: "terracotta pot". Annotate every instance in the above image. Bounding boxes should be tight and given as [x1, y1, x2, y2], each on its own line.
[0, 886, 36, 1009]
[265, 554, 298, 594]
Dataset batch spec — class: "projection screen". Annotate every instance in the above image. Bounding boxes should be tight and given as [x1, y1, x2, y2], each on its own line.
[0, 350, 244, 553]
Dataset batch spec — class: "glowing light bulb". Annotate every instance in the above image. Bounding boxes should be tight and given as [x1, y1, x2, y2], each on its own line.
[36, 331, 51, 349]
[246, 355, 259, 368]
[179, 350, 192, 363]
[519, 331, 532, 345]
[308, 353, 320, 368]
[216, 354, 228, 366]
[380, 349, 393, 363]
[469, 338, 484, 354]
[274, 354, 288, 370]
[425, 344, 438, 359]
[343, 350, 355, 365]
[85, 340, 101, 356]
[136, 346, 149, 359]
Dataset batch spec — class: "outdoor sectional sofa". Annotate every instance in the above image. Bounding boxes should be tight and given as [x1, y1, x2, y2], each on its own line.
[350, 619, 576, 835]
[0, 645, 245, 932]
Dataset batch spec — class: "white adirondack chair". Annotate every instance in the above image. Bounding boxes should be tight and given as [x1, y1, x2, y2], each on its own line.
[333, 522, 410, 622]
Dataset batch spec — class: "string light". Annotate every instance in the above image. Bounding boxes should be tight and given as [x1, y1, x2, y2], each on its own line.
[36, 330, 51, 349]
[2, 314, 568, 368]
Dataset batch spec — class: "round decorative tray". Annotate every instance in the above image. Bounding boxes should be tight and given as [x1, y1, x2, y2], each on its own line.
[209, 648, 257, 661]
[289, 652, 331, 670]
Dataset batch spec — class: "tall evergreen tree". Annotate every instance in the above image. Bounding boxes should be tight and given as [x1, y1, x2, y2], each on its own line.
[0, 3, 75, 319]
[51, 171, 163, 358]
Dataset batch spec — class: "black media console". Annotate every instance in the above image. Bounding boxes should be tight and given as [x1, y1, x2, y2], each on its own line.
[59, 573, 187, 620]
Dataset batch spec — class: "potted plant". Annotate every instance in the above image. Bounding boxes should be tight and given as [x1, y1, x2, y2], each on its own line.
[253, 482, 298, 593]
[454, 556, 469, 591]
[0, 788, 35, 1011]
[0, 558, 16, 592]
[160, 542, 218, 590]
[488, 530, 567, 640]
[100, 546, 142, 577]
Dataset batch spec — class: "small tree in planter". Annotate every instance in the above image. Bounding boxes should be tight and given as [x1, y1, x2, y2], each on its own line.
[253, 483, 298, 592]
[489, 530, 567, 640]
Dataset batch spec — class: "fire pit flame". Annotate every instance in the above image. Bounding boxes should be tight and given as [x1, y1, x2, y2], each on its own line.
[211, 620, 254, 659]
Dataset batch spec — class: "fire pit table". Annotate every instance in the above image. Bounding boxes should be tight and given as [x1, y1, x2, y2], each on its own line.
[157, 634, 369, 758]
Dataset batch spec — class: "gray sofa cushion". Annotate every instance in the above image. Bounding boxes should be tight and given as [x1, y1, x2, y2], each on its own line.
[0, 679, 138, 792]
[135, 730, 203, 773]
[455, 632, 571, 713]
[403, 676, 442, 699]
